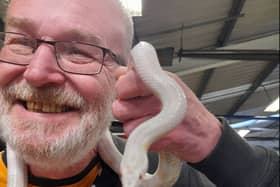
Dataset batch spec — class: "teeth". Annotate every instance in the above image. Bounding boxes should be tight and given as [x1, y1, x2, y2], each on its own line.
[42, 103, 50, 112]
[27, 101, 34, 110]
[26, 101, 67, 113]
[34, 102, 41, 110]
[56, 106, 62, 113]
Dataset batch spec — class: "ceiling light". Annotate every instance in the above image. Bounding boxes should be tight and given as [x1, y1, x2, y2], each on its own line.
[237, 129, 250, 137]
[119, 0, 142, 16]
[264, 97, 279, 112]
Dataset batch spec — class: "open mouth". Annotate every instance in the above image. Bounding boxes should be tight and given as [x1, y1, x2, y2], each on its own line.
[18, 100, 77, 113]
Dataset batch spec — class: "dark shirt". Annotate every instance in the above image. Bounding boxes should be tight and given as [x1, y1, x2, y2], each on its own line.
[0, 119, 278, 186]
[0, 140, 4, 151]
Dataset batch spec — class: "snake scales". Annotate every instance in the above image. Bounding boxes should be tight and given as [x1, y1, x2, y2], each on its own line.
[6, 42, 187, 187]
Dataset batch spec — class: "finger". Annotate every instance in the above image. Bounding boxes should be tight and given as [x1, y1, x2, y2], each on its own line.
[115, 69, 152, 99]
[112, 95, 161, 122]
[114, 66, 129, 80]
[122, 115, 154, 135]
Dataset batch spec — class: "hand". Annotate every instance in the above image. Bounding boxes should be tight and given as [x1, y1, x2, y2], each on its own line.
[112, 66, 222, 163]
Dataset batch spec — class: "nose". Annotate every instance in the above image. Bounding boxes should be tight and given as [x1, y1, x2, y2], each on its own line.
[23, 44, 65, 87]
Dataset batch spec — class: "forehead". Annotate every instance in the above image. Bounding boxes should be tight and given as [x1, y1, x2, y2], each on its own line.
[6, 0, 126, 46]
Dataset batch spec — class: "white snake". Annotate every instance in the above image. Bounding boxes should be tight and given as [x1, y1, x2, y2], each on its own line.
[6, 41, 187, 187]
[6, 144, 27, 187]
[99, 41, 187, 187]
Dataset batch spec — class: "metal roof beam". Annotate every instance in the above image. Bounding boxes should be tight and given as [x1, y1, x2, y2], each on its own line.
[196, 69, 214, 99]
[179, 49, 280, 61]
[139, 14, 244, 39]
[216, 0, 246, 47]
[227, 61, 279, 115]
[201, 80, 279, 104]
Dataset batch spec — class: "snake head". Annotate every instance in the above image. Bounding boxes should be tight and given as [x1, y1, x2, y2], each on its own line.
[121, 171, 145, 187]
[120, 150, 148, 187]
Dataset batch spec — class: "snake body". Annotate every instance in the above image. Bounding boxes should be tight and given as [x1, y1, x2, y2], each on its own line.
[119, 42, 187, 187]
[6, 144, 27, 187]
[6, 41, 187, 187]
[99, 41, 188, 187]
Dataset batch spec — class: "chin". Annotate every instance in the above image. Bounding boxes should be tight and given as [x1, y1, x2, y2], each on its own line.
[1, 103, 113, 170]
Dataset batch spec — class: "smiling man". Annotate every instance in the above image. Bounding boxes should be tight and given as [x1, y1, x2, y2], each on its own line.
[0, 0, 279, 187]
[0, 0, 129, 185]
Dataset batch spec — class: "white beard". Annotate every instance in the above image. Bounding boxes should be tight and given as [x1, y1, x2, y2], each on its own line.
[0, 80, 115, 170]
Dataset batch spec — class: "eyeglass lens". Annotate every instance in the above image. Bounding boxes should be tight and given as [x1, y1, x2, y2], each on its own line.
[0, 32, 113, 75]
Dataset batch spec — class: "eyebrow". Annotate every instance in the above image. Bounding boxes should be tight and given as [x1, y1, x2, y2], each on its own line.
[6, 16, 35, 31]
[6, 16, 104, 46]
[67, 29, 103, 46]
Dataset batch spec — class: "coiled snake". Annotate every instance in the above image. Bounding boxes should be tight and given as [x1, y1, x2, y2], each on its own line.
[99, 42, 187, 187]
[6, 41, 187, 187]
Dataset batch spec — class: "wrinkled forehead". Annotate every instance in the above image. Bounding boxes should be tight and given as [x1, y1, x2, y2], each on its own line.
[7, 0, 124, 25]
[6, 0, 127, 55]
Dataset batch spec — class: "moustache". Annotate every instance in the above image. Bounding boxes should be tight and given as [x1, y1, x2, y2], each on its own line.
[1, 81, 87, 112]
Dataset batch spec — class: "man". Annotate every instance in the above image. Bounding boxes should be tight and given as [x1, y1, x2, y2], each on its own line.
[0, 0, 278, 186]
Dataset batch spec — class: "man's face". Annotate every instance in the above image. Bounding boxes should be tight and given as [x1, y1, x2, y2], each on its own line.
[0, 0, 126, 169]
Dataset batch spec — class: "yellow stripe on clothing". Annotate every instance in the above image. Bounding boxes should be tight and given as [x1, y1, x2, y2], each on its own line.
[0, 151, 101, 187]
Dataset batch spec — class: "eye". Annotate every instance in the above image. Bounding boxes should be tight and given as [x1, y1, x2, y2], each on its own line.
[69, 48, 89, 57]
[6, 37, 32, 46]
[103, 55, 117, 66]
[59, 42, 105, 64]
[5, 37, 33, 55]
[61, 48, 100, 64]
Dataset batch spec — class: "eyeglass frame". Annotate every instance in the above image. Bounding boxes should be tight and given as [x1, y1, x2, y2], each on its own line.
[0, 31, 125, 75]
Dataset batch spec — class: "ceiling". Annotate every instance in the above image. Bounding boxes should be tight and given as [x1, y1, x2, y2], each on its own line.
[0, 0, 279, 150]
[132, 0, 279, 150]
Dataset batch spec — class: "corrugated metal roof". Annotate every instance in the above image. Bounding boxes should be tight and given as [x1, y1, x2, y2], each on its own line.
[230, 0, 279, 41]
[0, 0, 279, 148]
[205, 61, 268, 92]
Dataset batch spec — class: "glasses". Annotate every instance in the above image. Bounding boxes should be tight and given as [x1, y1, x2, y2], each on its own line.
[0, 32, 124, 75]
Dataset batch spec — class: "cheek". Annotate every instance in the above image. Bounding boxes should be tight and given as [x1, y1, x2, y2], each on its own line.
[78, 81, 104, 102]
[71, 71, 115, 103]
[0, 64, 26, 87]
